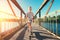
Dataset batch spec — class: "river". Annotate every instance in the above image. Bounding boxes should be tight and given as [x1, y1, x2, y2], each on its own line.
[41, 22, 60, 36]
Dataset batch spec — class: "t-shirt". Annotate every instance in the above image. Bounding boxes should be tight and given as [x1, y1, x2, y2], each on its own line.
[27, 12, 34, 21]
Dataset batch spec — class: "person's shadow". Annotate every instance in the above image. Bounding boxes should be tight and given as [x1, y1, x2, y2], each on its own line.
[32, 32, 59, 40]
[16, 26, 27, 40]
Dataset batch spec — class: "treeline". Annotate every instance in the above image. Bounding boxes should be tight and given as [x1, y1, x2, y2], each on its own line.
[39, 15, 60, 23]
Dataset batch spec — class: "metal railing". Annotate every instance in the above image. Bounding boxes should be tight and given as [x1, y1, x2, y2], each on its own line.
[0, 0, 26, 40]
[34, 0, 60, 38]
[40, 10, 60, 37]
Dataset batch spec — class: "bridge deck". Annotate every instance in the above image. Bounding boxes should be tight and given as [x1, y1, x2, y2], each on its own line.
[8, 23, 60, 40]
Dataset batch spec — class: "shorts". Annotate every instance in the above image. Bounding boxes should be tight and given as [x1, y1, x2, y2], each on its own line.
[27, 20, 32, 24]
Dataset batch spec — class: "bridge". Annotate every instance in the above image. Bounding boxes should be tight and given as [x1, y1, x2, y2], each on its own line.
[0, 0, 60, 40]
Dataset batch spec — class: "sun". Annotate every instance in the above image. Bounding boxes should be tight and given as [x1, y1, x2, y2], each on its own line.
[0, 0, 19, 32]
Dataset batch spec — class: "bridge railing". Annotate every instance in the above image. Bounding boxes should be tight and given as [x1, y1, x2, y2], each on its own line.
[34, 0, 60, 38]
[39, 10, 60, 37]
[0, 0, 26, 40]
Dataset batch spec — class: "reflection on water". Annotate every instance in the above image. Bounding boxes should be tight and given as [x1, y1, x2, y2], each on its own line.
[0, 22, 19, 33]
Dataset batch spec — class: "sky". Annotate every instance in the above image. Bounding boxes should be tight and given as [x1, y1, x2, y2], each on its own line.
[0, 0, 60, 18]
[17, 0, 60, 17]
[0, 0, 20, 19]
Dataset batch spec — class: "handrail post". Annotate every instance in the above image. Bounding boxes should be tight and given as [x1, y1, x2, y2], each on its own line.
[0, 36, 2, 40]
[48, 17, 49, 30]
[53, 19, 54, 33]
[49, 16, 51, 32]
[0, 36, 1, 40]
[56, 11, 58, 35]
[48, 16, 50, 31]
[39, 10, 41, 25]
[50, 16, 52, 32]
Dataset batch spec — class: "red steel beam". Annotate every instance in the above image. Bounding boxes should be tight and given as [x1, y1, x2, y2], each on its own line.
[11, 0, 26, 15]
[7, 0, 17, 17]
[46, 0, 54, 15]
[35, 0, 49, 16]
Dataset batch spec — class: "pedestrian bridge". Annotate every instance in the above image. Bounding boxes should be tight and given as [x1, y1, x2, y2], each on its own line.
[0, 0, 60, 40]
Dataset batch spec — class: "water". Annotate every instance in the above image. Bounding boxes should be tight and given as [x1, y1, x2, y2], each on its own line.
[41, 22, 60, 36]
